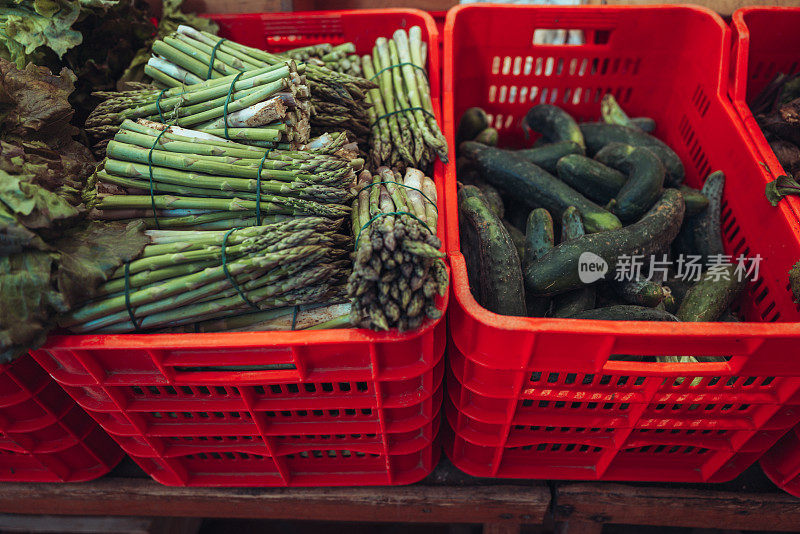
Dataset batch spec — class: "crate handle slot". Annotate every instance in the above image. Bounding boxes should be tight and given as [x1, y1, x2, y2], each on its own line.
[172, 364, 302, 384]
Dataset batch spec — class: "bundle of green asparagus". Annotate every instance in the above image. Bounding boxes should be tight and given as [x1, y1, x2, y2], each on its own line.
[86, 62, 310, 154]
[283, 43, 362, 78]
[84, 119, 359, 230]
[61, 218, 350, 334]
[362, 27, 448, 171]
[348, 167, 448, 331]
[142, 25, 374, 142]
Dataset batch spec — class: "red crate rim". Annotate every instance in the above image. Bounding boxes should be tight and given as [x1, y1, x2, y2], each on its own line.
[442, 5, 800, 350]
[41, 8, 449, 351]
[729, 6, 800, 104]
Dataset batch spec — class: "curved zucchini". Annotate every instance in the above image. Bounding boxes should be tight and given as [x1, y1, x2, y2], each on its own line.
[580, 122, 684, 187]
[677, 264, 744, 322]
[456, 107, 489, 148]
[570, 305, 679, 321]
[522, 104, 585, 150]
[556, 154, 627, 205]
[457, 184, 486, 205]
[513, 141, 584, 174]
[553, 207, 596, 317]
[524, 209, 555, 317]
[595, 143, 666, 222]
[525, 189, 685, 296]
[460, 141, 621, 234]
[693, 170, 725, 263]
[601, 94, 639, 130]
[678, 185, 709, 217]
[459, 195, 526, 316]
[474, 127, 499, 146]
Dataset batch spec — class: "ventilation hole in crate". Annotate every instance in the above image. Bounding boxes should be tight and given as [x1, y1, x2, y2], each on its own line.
[539, 88, 548, 104]
[524, 56, 533, 75]
[549, 88, 559, 104]
[148, 386, 160, 395]
[544, 57, 554, 76]
[583, 374, 595, 385]
[571, 402, 581, 409]
[502, 56, 512, 75]
[270, 385, 282, 394]
[572, 88, 582, 105]
[491, 56, 501, 75]
[286, 384, 299, 394]
[505, 115, 514, 130]
[520, 87, 529, 102]
[599, 375, 612, 385]
[564, 373, 577, 385]
[488, 85, 497, 103]
[535, 57, 543, 76]
[356, 382, 368, 392]
[761, 301, 777, 321]
[513, 56, 522, 76]
[594, 88, 604, 103]
[530, 372, 542, 383]
[547, 372, 559, 383]
[486, 113, 494, 125]
[131, 386, 144, 396]
[494, 114, 504, 129]
[509, 85, 518, 104]
[557, 58, 566, 75]
[704, 404, 716, 411]
[634, 377, 646, 386]
[578, 58, 589, 76]
[338, 382, 351, 392]
[498, 85, 508, 103]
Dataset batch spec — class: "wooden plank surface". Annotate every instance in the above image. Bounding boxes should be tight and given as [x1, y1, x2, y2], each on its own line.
[0, 478, 549, 525]
[555, 483, 800, 532]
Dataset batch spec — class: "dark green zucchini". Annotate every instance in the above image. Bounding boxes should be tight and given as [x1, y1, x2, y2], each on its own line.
[522, 104, 585, 150]
[524, 208, 555, 317]
[612, 277, 675, 311]
[474, 127, 499, 146]
[595, 143, 666, 222]
[580, 122, 685, 187]
[456, 107, 490, 148]
[459, 194, 526, 316]
[503, 220, 527, 263]
[525, 189, 685, 296]
[556, 154, 627, 204]
[553, 207, 596, 317]
[570, 305, 679, 321]
[693, 171, 725, 263]
[460, 141, 621, 234]
[477, 182, 505, 219]
[457, 184, 486, 205]
[678, 185, 709, 217]
[677, 264, 745, 322]
[513, 141, 584, 174]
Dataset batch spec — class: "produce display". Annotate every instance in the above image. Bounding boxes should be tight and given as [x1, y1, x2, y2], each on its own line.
[458, 98, 748, 360]
[0, 3, 449, 360]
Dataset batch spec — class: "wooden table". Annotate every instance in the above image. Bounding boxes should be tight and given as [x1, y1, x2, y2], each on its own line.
[0, 459, 798, 533]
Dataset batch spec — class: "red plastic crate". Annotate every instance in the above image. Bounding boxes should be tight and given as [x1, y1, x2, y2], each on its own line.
[761, 425, 800, 497]
[0, 354, 123, 482]
[442, 4, 800, 482]
[729, 7, 800, 224]
[31, 9, 448, 488]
